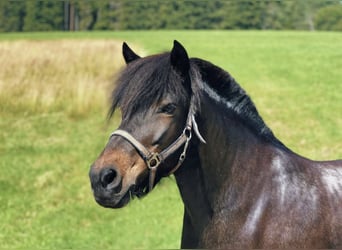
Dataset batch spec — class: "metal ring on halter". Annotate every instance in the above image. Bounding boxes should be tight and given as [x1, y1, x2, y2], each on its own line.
[146, 153, 162, 169]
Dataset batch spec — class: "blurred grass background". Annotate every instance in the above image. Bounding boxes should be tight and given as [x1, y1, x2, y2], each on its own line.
[0, 31, 341, 248]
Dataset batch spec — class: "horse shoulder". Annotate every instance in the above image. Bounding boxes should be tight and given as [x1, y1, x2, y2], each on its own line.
[318, 160, 342, 199]
[261, 154, 342, 247]
[316, 160, 342, 247]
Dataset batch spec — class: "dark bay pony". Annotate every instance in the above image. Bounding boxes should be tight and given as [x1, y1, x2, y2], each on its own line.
[89, 41, 342, 248]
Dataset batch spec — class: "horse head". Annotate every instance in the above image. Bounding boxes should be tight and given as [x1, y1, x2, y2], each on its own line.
[89, 41, 203, 208]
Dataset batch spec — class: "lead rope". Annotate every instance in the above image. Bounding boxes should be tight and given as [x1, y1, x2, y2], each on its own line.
[148, 167, 157, 192]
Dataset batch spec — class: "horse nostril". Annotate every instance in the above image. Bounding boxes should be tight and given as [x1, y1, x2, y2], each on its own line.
[100, 168, 118, 189]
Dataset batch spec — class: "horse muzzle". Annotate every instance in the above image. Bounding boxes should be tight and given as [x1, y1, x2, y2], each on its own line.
[89, 161, 149, 208]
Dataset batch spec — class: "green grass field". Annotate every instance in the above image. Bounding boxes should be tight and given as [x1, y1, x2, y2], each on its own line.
[0, 31, 341, 248]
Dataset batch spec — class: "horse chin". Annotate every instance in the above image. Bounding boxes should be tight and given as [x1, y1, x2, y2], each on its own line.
[95, 191, 131, 209]
[95, 179, 149, 209]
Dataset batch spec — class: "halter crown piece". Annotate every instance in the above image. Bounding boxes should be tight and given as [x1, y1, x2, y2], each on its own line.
[110, 104, 206, 192]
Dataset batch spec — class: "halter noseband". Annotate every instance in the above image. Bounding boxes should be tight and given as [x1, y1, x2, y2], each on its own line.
[110, 109, 205, 192]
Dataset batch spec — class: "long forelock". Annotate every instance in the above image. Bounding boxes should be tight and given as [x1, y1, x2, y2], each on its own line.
[109, 53, 189, 119]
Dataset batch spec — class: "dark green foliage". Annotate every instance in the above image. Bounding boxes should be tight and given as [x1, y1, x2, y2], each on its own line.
[1, 0, 341, 31]
[74, 1, 100, 30]
[0, 1, 26, 32]
[23, 1, 64, 31]
[315, 4, 342, 31]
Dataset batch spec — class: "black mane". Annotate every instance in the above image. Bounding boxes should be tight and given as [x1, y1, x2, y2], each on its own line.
[190, 58, 285, 147]
[110, 53, 285, 148]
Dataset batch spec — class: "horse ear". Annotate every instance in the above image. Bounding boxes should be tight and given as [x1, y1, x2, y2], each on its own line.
[122, 42, 140, 64]
[170, 40, 190, 75]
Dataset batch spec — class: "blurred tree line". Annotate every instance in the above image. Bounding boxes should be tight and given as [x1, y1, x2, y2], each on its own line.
[1, 0, 342, 32]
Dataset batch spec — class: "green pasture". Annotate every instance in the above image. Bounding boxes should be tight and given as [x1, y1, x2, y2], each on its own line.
[0, 31, 341, 248]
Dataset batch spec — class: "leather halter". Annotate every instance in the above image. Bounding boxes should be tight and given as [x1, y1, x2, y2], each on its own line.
[110, 108, 206, 192]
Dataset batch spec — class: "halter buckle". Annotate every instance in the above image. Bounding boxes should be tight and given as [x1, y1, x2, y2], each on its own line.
[146, 153, 162, 169]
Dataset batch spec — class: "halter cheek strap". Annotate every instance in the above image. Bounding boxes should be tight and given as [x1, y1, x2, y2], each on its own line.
[110, 113, 205, 192]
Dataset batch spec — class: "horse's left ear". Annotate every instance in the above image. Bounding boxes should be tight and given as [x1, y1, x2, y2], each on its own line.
[122, 42, 140, 64]
[170, 40, 190, 75]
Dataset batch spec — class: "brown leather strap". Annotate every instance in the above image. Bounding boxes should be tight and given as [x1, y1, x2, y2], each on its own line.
[110, 111, 205, 192]
[111, 130, 152, 161]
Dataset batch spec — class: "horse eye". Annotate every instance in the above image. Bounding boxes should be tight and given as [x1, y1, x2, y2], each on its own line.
[159, 103, 177, 115]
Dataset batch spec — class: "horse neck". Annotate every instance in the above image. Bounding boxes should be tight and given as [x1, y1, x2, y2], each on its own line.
[175, 93, 279, 222]
[203, 97, 271, 204]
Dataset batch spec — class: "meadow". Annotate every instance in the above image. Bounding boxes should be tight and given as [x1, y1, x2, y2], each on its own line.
[0, 31, 341, 248]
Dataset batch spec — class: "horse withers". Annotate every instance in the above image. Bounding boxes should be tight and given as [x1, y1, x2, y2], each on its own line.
[89, 41, 342, 248]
